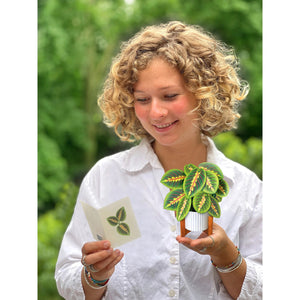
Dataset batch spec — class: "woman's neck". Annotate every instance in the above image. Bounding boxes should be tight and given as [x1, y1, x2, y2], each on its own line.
[153, 139, 207, 171]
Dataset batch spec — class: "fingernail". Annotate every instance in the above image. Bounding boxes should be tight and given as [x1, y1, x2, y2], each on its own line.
[104, 242, 110, 249]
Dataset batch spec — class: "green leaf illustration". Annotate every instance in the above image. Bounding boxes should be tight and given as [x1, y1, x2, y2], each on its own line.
[183, 167, 206, 198]
[198, 162, 224, 179]
[164, 188, 185, 211]
[160, 169, 186, 189]
[176, 197, 191, 221]
[116, 206, 126, 222]
[117, 223, 130, 235]
[216, 178, 229, 197]
[107, 216, 119, 226]
[208, 197, 221, 218]
[202, 170, 219, 194]
[211, 193, 223, 202]
[184, 163, 197, 175]
[193, 193, 211, 213]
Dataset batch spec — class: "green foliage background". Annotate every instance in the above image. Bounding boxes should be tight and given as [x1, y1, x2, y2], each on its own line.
[38, 0, 262, 298]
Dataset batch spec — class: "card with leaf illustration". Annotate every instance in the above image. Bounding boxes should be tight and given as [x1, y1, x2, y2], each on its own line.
[81, 197, 141, 248]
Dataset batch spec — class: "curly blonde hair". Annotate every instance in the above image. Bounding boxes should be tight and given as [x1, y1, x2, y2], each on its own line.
[98, 21, 248, 142]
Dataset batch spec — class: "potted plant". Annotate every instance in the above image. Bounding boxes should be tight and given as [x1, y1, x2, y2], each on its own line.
[160, 162, 229, 236]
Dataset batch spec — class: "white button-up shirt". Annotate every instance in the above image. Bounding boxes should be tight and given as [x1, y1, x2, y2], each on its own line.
[55, 137, 262, 299]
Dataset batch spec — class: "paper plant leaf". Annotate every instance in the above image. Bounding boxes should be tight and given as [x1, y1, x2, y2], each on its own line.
[117, 223, 130, 235]
[176, 196, 191, 221]
[116, 206, 126, 222]
[160, 169, 185, 189]
[193, 193, 211, 213]
[202, 170, 219, 194]
[198, 162, 224, 179]
[211, 193, 223, 202]
[164, 188, 185, 211]
[208, 197, 221, 218]
[216, 178, 229, 197]
[184, 163, 197, 175]
[107, 216, 119, 226]
[183, 167, 206, 198]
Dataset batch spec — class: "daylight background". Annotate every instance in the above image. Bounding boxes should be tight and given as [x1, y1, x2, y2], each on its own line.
[38, 0, 262, 298]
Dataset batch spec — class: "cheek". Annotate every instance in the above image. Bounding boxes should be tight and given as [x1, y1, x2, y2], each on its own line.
[134, 104, 147, 123]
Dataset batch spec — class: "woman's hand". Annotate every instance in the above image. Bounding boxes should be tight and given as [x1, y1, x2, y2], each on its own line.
[81, 240, 124, 281]
[176, 222, 238, 266]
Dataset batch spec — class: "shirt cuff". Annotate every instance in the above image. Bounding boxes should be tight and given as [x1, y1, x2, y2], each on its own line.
[237, 258, 262, 300]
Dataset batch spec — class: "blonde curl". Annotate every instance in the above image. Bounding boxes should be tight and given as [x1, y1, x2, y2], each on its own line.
[98, 21, 249, 142]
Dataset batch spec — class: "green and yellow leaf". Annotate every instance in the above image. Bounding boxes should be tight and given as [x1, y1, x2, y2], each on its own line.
[117, 223, 130, 235]
[193, 193, 211, 213]
[160, 169, 185, 189]
[202, 170, 219, 194]
[176, 197, 191, 221]
[164, 188, 185, 211]
[183, 167, 206, 198]
[199, 162, 223, 179]
[116, 206, 126, 222]
[107, 216, 119, 226]
[184, 163, 197, 175]
[208, 197, 221, 218]
[211, 193, 223, 202]
[216, 178, 229, 197]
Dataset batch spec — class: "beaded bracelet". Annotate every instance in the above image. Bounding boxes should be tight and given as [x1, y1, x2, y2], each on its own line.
[211, 247, 243, 273]
[83, 267, 109, 289]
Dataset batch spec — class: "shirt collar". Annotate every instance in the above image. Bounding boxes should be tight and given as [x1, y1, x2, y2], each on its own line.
[118, 137, 235, 185]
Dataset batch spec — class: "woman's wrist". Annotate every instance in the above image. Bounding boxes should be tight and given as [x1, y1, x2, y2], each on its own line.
[83, 267, 110, 289]
[209, 239, 239, 268]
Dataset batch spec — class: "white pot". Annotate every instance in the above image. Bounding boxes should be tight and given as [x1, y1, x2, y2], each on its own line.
[185, 212, 208, 232]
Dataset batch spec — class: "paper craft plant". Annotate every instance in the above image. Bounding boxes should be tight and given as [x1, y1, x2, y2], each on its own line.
[160, 162, 229, 221]
[107, 206, 130, 236]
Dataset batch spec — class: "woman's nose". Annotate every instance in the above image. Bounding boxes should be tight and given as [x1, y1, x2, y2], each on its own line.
[150, 99, 168, 119]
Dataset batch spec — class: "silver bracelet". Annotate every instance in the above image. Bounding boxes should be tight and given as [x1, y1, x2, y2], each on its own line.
[215, 252, 243, 273]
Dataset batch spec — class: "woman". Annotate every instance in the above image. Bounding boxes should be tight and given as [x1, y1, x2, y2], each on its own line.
[55, 21, 262, 299]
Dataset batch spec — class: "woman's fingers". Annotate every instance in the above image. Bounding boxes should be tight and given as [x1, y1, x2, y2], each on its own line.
[92, 249, 123, 272]
[81, 240, 124, 279]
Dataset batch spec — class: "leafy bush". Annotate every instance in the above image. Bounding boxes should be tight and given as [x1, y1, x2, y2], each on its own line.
[213, 132, 262, 179]
[38, 182, 78, 300]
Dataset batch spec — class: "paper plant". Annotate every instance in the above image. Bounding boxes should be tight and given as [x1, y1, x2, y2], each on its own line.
[160, 162, 229, 222]
[107, 206, 130, 236]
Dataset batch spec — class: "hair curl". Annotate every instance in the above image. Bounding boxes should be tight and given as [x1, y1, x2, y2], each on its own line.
[98, 21, 248, 142]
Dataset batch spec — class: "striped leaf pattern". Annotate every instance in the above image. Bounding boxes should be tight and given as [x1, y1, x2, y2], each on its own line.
[164, 188, 185, 211]
[160, 169, 185, 189]
[183, 168, 206, 198]
[199, 162, 224, 179]
[216, 178, 229, 197]
[193, 193, 211, 213]
[202, 170, 219, 194]
[208, 197, 221, 218]
[117, 223, 130, 235]
[176, 197, 191, 221]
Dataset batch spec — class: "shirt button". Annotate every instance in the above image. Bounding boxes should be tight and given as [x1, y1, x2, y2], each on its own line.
[169, 290, 176, 297]
[169, 256, 176, 264]
[170, 225, 176, 232]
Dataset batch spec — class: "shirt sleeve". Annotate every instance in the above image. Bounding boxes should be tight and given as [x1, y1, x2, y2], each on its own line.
[237, 175, 263, 299]
[55, 177, 95, 300]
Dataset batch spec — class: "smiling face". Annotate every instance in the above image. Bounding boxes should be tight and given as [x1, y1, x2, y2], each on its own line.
[133, 58, 201, 149]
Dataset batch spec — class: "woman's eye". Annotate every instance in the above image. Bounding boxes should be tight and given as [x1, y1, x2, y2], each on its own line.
[165, 94, 178, 99]
[136, 98, 149, 103]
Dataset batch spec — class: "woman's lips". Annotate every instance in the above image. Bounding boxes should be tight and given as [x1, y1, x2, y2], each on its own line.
[153, 120, 178, 131]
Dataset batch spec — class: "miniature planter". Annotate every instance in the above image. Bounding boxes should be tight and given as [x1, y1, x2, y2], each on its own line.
[185, 211, 209, 232]
[160, 162, 229, 236]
